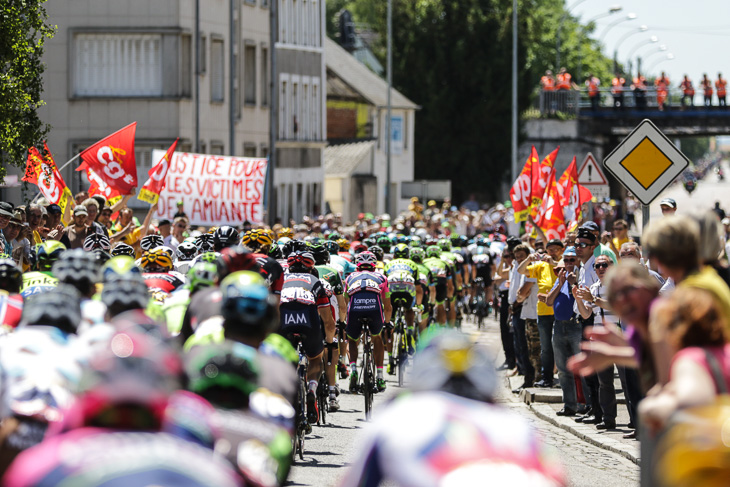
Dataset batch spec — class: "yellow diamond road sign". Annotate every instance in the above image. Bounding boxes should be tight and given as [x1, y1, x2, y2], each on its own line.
[603, 119, 690, 205]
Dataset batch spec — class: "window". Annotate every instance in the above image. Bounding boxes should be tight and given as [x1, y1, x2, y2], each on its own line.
[261, 46, 269, 106]
[74, 33, 162, 96]
[243, 143, 257, 157]
[292, 80, 299, 137]
[199, 35, 207, 74]
[279, 0, 287, 42]
[279, 75, 288, 139]
[312, 0, 320, 47]
[210, 38, 224, 102]
[261, 145, 269, 158]
[312, 79, 320, 140]
[302, 81, 309, 139]
[291, 0, 298, 45]
[210, 141, 225, 155]
[244, 44, 256, 105]
[181, 35, 192, 96]
[261, 0, 268, 8]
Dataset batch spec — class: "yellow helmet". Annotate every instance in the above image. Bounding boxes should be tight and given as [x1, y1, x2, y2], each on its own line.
[336, 238, 350, 252]
[140, 248, 173, 272]
[278, 227, 294, 239]
[655, 398, 730, 487]
[241, 229, 273, 253]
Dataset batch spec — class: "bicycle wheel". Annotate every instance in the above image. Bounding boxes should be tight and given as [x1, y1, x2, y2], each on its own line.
[318, 373, 327, 425]
[363, 345, 373, 420]
[397, 330, 407, 388]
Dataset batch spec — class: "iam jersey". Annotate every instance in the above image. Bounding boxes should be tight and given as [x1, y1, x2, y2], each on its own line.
[280, 273, 329, 309]
[142, 271, 186, 293]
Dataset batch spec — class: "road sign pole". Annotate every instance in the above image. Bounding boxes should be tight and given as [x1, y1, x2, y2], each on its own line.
[642, 204, 650, 231]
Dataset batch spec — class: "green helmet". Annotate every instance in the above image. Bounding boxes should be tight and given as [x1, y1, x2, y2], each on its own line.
[376, 236, 392, 253]
[410, 247, 425, 263]
[409, 236, 422, 248]
[438, 238, 452, 252]
[426, 245, 442, 259]
[185, 341, 260, 409]
[101, 255, 142, 282]
[36, 240, 67, 271]
[187, 261, 219, 293]
[393, 243, 410, 260]
[220, 271, 277, 332]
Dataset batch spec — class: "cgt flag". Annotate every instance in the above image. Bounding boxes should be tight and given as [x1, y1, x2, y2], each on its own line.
[23, 143, 74, 224]
[530, 147, 559, 218]
[556, 156, 578, 207]
[536, 169, 567, 240]
[77, 122, 138, 194]
[510, 146, 539, 223]
[138, 138, 179, 205]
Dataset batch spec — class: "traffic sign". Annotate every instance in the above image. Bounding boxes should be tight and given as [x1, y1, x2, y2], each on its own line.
[603, 119, 690, 206]
[577, 153, 609, 199]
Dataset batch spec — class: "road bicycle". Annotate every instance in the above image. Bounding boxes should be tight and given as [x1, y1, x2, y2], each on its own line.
[471, 277, 489, 329]
[288, 333, 310, 460]
[391, 298, 410, 388]
[357, 317, 377, 420]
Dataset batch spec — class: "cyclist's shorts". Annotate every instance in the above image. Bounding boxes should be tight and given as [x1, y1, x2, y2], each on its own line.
[279, 302, 324, 358]
[390, 291, 415, 309]
[346, 291, 384, 339]
[475, 267, 494, 287]
[434, 277, 448, 303]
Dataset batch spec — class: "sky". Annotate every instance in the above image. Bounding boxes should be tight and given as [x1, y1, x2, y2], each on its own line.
[571, 0, 730, 84]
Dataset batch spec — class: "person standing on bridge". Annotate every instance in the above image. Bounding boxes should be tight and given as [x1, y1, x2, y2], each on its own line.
[702, 73, 714, 107]
[655, 71, 670, 111]
[632, 72, 648, 110]
[680, 75, 695, 108]
[611, 73, 626, 110]
[586, 74, 601, 111]
[716, 73, 727, 107]
[540, 70, 555, 91]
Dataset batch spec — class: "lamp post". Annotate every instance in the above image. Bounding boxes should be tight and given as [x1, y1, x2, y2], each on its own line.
[613, 24, 648, 73]
[598, 12, 637, 44]
[511, 0, 518, 184]
[556, 0, 589, 70]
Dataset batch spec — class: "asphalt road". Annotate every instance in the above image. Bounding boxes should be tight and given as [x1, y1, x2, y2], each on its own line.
[285, 315, 639, 487]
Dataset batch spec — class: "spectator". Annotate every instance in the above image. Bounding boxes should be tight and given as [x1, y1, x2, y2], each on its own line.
[659, 198, 677, 216]
[26, 204, 45, 245]
[680, 75, 695, 108]
[655, 72, 670, 111]
[97, 206, 113, 230]
[0, 202, 13, 255]
[540, 70, 556, 91]
[514, 244, 541, 390]
[610, 219, 631, 257]
[74, 191, 88, 206]
[585, 73, 600, 111]
[174, 200, 187, 219]
[611, 73, 626, 109]
[702, 73, 714, 107]
[60, 206, 92, 250]
[713, 201, 726, 221]
[494, 248, 516, 372]
[632, 72, 648, 110]
[581, 221, 617, 264]
[717, 72, 727, 107]
[620, 241, 665, 285]
[82, 198, 109, 237]
[45, 204, 63, 230]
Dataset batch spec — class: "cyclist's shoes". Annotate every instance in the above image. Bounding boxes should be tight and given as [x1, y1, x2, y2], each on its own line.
[349, 371, 359, 393]
[377, 378, 387, 392]
[329, 397, 340, 412]
[338, 363, 349, 379]
[407, 334, 416, 355]
[387, 356, 395, 375]
[334, 384, 341, 397]
[307, 390, 318, 424]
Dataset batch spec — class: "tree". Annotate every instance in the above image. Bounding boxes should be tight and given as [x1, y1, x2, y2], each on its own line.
[326, 0, 614, 203]
[0, 0, 55, 183]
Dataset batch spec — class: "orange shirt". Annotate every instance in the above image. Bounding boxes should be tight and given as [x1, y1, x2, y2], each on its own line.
[716, 79, 727, 97]
[541, 76, 555, 91]
[556, 73, 572, 90]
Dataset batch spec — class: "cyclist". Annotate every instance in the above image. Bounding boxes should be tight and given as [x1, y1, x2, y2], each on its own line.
[336, 238, 352, 262]
[0, 259, 23, 329]
[470, 237, 496, 313]
[173, 240, 198, 274]
[163, 261, 220, 336]
[241, 230, 285, 297]
[376, 236, 393, 261]
[409, 247, 436, 332]
[344, 251, 392, 392]
[341, 330, 566, 487]
[368, 245, 387, 274]
[139, 248, 186, 293]
[423, 245, 454, 326]
[20, 241, 65, 298]
[326, 240, 356, 279]
[278, 251, 335, 423]
[110, 242, 135, 258]
[384, 243, 422, 372]
[311, 244, 347, 411]
[438, 239, 462, 326]
[52, 249, 105, 328]
[213, 225, 239, 252]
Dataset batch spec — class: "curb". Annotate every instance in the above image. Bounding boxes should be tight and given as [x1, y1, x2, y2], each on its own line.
[529, 402, 640, 465]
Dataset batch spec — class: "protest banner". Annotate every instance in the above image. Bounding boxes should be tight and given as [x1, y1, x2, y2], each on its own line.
[152, 150, 268, 225]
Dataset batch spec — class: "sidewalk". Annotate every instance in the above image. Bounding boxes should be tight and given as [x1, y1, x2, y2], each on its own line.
[505, 374, 640, 465]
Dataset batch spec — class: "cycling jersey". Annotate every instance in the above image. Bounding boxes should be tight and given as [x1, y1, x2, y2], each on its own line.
[316, 265, 344, 322]
[471, 248, 495, 285]
[279, 273, 330, 358]
[253, 253, 285, 295]
[337, 251, 353, 262]
[384, 258, 420, 308]
[20, 272, 57, 298]
[143, 271, 186, 293]
[423, 257, 453, 303]
[0, 292, 23, 329]
[329, 254, 356, 279]
[344, 271, 389, 339]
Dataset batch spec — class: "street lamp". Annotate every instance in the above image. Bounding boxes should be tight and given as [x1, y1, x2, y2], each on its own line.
[627, 35, 658, 61]
[646, 53, 674, 74]
[598, 12, 637, 44]
[612, 24, 646, 73]
[556, 0, 589, 70]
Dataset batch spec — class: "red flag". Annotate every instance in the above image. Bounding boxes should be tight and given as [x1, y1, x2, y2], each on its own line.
[87, 167, 123, 203]
[566, 184, 594, 232]
[530, 147, 559, 217]
[509, 146, 539, 222]
[138, 138, 179, 205]
[556, 156, 578, 207]
[536, 170, 567, 240]
[24, 143, 75, 223]
[77, 122, 138, 194]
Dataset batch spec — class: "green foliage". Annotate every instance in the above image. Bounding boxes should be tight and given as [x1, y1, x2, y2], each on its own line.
[326, 0, 615, 202]
[0, 0, 55, 182]
[679, 137, 710, 163]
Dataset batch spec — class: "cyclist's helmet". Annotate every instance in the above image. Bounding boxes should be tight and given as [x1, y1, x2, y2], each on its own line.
[185, 341, 260, 409]
[410, 247, 425, 264]
[187, 261, 220, 293]
[356, 251, 377, 270]
[353, 243, 368, 254]
[219, 246, 260, 276]
[411, 329, 496, 403]
[327, 232, 341, 242]
[176, 241, 198, 261]
[323, 241, 340, 256]
[336, 238, 350, 252]
[450, 234, 467, 248]
[241, 230, 273, 254]
[140, 234, 165, 252]
[268, 243, 283, 260]
[220, 271, 278, 333]
[287, 251, 315, 274]
[52, 249, 99, 297]
[282, 239, 307, 258]
[438, 238, 452, 252]
[369, 245, 384, 262]
[36, 240, 66, 272]
[83, 233, 111, 252]
[111, 243, 135, 257]
[393, 243, 410, 260]
[213, 225, 240, 251]
[376, 236, 391, 253]
[396, 234, 408, 244]
[309, 244, 330, 266]
[101, 256, 142, 282]
[409, 236, 422, 248]
[194, 233, 215, 253]
[140, 248, 174, 272]
[278, 227, 294, 239]
[426, 245, 442, 259]
[22, 284, 82, 334]
[362, 237, 376, 248]
[93, 249, 111, 265]
[0, 259, 22, 293]
[101, 277, 150, 318]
